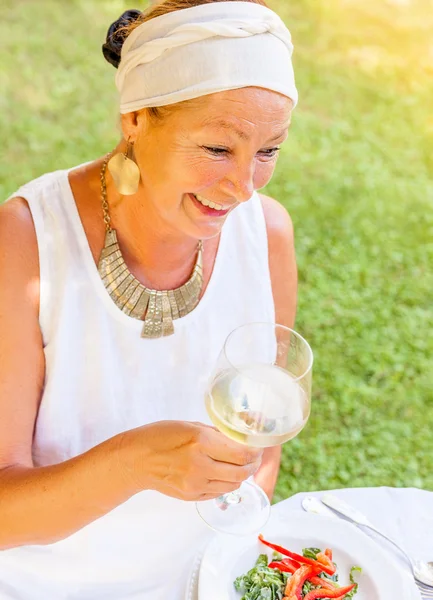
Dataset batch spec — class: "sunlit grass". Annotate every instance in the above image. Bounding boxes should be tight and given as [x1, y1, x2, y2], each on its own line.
[1, 0, 432, 499]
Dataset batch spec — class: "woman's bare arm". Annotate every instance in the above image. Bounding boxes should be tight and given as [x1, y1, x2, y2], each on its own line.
[0, 198, 262, 549]
[0, 198, 139, 549]
[253, 194, 298, 501]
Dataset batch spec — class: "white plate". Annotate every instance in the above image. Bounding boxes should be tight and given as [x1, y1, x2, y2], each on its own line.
[197, 511, 421, 600]
[184, 546, 205, 600]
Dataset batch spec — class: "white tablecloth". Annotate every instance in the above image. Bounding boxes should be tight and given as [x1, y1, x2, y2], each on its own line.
[186, 486, 433, 599]
[274, 487, 433, 599]
[276, 487, 433, 568]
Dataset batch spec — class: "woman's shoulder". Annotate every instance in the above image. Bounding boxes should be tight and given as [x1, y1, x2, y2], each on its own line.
[258, 192, 294, 245]
[0, 171, 68, 256]
[3, 169, 70, 220]
[0, 197, 40, 307]
[4, 159, 94, 206]
[0, 195, 36, 241]
[0, 184, 39, 241]
[258, 192, 297, 327]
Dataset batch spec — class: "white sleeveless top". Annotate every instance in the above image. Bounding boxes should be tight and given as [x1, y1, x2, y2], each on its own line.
[0, 168, 275, 599]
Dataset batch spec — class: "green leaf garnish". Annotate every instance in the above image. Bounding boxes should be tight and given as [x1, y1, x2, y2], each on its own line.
[302, 547, 322, 560]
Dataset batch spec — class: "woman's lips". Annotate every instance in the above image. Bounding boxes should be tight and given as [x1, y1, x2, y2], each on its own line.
[188, 193, 231, 217]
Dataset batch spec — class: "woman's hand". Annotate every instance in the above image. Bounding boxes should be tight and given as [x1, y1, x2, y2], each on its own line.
[117, 420, 263, 501]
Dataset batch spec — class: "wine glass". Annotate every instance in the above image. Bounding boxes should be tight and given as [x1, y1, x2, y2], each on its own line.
[196, 322, 313, 536]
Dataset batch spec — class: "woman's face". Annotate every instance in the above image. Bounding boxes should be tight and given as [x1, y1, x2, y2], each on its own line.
[125, 87, 292, 240]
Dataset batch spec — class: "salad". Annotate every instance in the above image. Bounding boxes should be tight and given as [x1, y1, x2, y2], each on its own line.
[234, 534, 361, 600]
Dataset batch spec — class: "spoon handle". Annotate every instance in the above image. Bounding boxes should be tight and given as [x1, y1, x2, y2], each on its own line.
[321, 494, 373, 527]
[320, 494, 414, 569]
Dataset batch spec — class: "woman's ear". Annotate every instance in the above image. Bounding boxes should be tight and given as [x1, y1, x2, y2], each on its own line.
[120, 109, 149, 142]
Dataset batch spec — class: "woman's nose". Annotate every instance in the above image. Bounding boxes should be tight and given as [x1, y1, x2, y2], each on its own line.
[221, 160, 255, 203]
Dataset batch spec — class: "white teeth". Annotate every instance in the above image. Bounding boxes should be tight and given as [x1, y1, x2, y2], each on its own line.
[194, 194, 225, 211]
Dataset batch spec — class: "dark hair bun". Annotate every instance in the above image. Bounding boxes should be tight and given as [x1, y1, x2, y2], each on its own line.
[102, 9, 142, 69]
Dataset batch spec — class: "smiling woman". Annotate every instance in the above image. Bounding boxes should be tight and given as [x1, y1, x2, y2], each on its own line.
[112, 86, 292, 245]
[0, 0, 299, 598]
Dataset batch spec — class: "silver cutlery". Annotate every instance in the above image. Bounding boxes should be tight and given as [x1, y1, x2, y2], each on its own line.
[301, 494, 433, 598]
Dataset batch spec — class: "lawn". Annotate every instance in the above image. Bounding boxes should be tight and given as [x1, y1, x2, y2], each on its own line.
[1, 0, 432, 500]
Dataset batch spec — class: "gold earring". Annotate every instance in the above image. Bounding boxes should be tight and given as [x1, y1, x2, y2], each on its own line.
[107, 138, 141, 195]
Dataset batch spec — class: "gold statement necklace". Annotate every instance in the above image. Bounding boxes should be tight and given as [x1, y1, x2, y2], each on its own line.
[97, 155, 204, 339]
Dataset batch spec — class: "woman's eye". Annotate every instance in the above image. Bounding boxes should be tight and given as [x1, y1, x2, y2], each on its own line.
[202, 146, 281, 158]
[259, 147, 281, 158]
[202, 146, 229, 156]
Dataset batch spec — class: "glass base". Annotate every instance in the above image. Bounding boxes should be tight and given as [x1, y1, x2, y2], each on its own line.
[196, 479, 271, 536]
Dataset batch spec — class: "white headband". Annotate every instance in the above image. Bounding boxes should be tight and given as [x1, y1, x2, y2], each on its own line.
[115, 2, 298, 113]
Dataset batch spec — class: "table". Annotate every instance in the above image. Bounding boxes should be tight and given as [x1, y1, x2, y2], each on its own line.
[186, 486, 433, 600]
[276, 487, 433, 567]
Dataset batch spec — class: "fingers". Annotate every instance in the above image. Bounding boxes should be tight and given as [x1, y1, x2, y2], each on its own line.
[140, 422, 264, 503]
[207, 458, 262, 484]
[208, 445, 263, 467]
[197, 492, 229, 501]
[203, 480, 241, 495]
[158, 477, 242, 502]
[202, 429, 263, 466]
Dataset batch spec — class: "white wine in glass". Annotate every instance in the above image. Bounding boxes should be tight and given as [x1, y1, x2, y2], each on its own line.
[196, 322, 313, 536]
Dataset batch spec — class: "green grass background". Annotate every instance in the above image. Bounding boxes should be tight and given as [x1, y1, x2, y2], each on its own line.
[1, 0, 432, 500]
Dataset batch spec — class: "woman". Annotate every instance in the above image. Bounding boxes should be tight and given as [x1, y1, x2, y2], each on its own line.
[0, 0, 298, 597]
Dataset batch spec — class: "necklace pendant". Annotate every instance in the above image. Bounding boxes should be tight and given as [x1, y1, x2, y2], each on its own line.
[140, 291, 175, 339]
[141, 292, 162, 338]
[141, 319, 163, 338]
[161, 293, 175, 337]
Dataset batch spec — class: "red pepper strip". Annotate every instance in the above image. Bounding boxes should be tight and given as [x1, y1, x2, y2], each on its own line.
[316, 552, 336, 575]
[284, 565, 323, 600]
[303, 584, 356, 600]
[324, 548, 333, 561]
[309, 576, 337, 590]
[282, 557, 302, 570]
[258, 535, 335, 576]
[268, 561, 298, 574]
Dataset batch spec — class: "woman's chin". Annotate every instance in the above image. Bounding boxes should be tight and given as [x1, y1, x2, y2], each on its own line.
[183, 200, 229, 239]
[188, 219, 225, 241]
